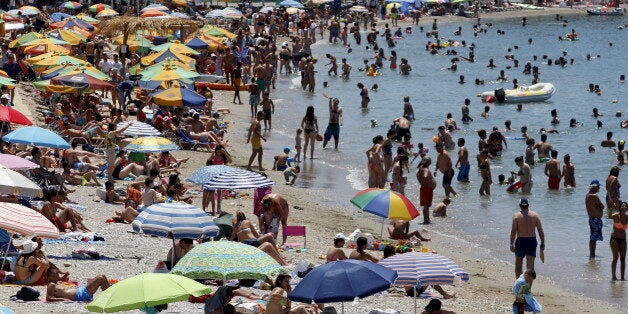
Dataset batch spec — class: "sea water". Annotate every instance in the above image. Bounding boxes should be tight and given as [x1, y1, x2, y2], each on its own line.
[261, 13, 627, 307]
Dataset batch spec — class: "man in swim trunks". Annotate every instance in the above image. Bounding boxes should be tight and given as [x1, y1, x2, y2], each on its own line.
[323, 98, 342, 149]
[510, 198, 545, 278]
[543, 150, 561, 190]
[417, 157, 437, 224]
[434, 143, 458, 198]
[46, 274, 110, 302]
[273, 148, 291, 171]
[532, 134, 554, 160]
[586, 180, 605, 257]
[455, 138, 470, 182]
[254, 63, 267, 93]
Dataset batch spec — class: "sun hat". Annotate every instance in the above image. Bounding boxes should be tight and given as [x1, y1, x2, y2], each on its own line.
[333, 233, 347, 241]
[21, 240, 38, 254]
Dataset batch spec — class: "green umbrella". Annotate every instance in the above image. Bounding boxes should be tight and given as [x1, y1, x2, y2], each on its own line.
[86, 273, 211, 313]
[451, 0, 471, 4]
[0, 76, 16, 88]
[151, 41, 201, 55]
[171, 241, 287, 281]
[138, 64, 199, 82]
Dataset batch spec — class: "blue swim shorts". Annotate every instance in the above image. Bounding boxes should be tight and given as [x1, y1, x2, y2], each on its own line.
[75, 285, 93, 302]
[514, 237, 537, 258]
[589, 218, 603, 241]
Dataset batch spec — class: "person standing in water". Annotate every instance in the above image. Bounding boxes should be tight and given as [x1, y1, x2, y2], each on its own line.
[544, 150, 561, 190]
[323, 97, 342, 149]
[357, 83, 370, 108]
[512, 156, 533, 194]
[562, 154, 575, 187]
[434, 143, 458, 198]
[417, 157, 437, 224]
[300, 106, 319, 159]
[610, 202, 627, 281]
[510, 198, 545, 279]
[586, 180, 605, 258]
[455, 138, 470, 182]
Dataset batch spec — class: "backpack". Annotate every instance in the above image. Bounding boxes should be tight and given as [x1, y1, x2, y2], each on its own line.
[13, 287, 40, 301]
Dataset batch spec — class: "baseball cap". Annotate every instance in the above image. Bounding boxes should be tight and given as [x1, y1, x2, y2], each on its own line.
[590, 179, 601, 186]
[519, 198, 529, 207]
[334, 233, 347, 241]
[0, 94, 9, 100]
[21, 240, 38, 254]
[283, 147, 291, 153]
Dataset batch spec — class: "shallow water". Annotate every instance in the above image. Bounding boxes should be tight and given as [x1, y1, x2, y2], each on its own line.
[262, 13, 627, 307]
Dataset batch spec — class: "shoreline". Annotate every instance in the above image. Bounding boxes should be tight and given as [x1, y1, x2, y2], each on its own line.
[0, 6, 622, 313]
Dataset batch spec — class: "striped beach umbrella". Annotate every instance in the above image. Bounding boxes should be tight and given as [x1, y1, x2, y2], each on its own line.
[132, 203, 219, 239]
[379, 252, 470, 286]
[186, 165, 237, 186]
[150, 87, 207, 107]
[0, 202, 59, 239]
[116, 121, 161, 137]
[125, 136, 179, 153]
[201, 169, 274, 190]
[171, 241, 286, 281]
[350, 188, 419, 220]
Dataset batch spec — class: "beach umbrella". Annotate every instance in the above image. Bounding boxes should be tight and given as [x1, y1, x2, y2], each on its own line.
[171, 241, 287, 281]
[279, 0, 305, 7]
[0, 154, 39, 170]
[9, 6, 41, 16]
[132, 203, 219, 239]
[205, 9, 226, 18]
[3, 23, 25, 32]
[0, 76, 16, 88]
[172, 0, 193, 6]
[186, 165, 237, 186]
[50, 12, 72, 22]
[151, 41, 200, 55]
[170, 12, 190, 19]
[379, 252, 469, 312]
[451, 0, 470, 3]
[46, 29, 87, 45]
[32, 79, 79, 94]
[311, 0, 333, 4]
[51, 73, 113, 90]
[141, 9, 169, 18]
[289, 260, 398, 313]
[259, 7, 274, 14]
[201, 25, 236, 39]
[150, 87, 207, 107]
[0, 167, 43, 198]
[138, 64, 199, 82]
[2, 126, 70, 148]
[141, 58, 195, 72]
[89, 3, 112, 13]
[49, 19, 95, 31]
[0, 106, 33, 126]
[350, 188, 420, 220]
[286, 7, 304, 14]
[18, 37, 69, 48]
[86, 273, 211, 313]
[0, 13, 21, 23]
[96, 8, 120, 18]
[116, 121, 161, 137]
[7, 32, 41, 49]
[75, 13, 100, 24]
[30, 54, 86, 68]
[141, 50, 195, 67]
[349, 5, 369, 12]
[184, 37, 210, 50]
[113, 34, 154, 53]
[59, 1, 82, 10]
[141, 4, 170, 12]
[41, 64, 110, 81]
[125, 136, 180, 153]
[23, 43, 70, 56]
[201, 169, 275, 190]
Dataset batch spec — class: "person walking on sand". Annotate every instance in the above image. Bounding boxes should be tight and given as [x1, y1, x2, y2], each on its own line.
[246, 111, 267, 171]
[610, 201, 627, 281]
[544, 150, 561, 190]
[455, 138, 470, 182]
[586, 180, 605, 258]
[323, 96, 342, 149]
[260, 92, 274, 130]
[417, 157, 437, 224]
[434, 143, 458, 198]
[300, 106, 319, 159]
[510, 198, 545, 278]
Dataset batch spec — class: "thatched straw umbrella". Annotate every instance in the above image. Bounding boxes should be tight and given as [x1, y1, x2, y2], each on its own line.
[97, 16, 201, 76]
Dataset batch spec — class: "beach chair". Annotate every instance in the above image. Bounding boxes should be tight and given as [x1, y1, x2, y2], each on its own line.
[175, 128, 213, 151]
[0, 229, 18, 257]
[283, 226, 306, 248]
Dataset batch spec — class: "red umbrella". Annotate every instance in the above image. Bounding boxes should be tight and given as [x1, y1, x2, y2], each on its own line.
[0, 106, 33, 126]
[51, 72, 113, 90]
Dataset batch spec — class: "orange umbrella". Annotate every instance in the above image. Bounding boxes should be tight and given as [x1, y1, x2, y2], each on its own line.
[141, 9, 169, 18]
[24, 44, 70, 55]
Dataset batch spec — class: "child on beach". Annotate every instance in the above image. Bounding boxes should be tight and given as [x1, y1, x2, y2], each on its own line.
[283, 166, 300, 185]
[294, 128, 302, 163]
[273, 148, 291, 171]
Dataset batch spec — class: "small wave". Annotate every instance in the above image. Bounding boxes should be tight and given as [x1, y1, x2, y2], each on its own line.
[346, 168, 368, 191]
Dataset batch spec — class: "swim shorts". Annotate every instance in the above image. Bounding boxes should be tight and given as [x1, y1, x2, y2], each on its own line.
[256, 78, 267, 92]
[249, 94, 260, 107]
[514, 237, 537, 258]
[73, 162, 88, 172]
[75, 285, 93, 302]
[324, 123, 340, 141]
[263, 109, 272, 120]
[548, 177, 560, 190]
[242, 238, 261, 247]
[589, 218, 603, 241]
[276, 165, 287, 171]
[419, 186, 434, 207]
[457, 164, 470, 182]
[442, 168, 454, 186]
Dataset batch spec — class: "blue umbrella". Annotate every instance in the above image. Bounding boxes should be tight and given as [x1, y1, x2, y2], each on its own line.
[50, 12, 72, 22]
[2, 126, 70, 149]
[185, 37, 209, 50]
[149, 87, 207, 107]
[186, 165, 237, 186]
[132, 203, 219, 239]
[201, 169, 274, 190]
[278, 0, 305, 8]
[289, 260, 397, 312]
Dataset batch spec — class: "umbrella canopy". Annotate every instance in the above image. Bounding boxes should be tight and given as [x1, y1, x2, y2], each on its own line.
[41, 64, 110, 81]
[186, 165, 236, 186]
[279, 0, 305, 7]
[151, 41, 200, 55]
[46, 29, 87, 45]
[141, 4, 170, 12]
[75, 13, 100, 24]
[350, 188, 420, 220]
[89, 3, 112, 13]
[51, 73, 113, 90]
[18, 37, 69, 48]
[349, 5, 369, 12]
[139, 64, 199, 82]
[32, 79, 79, 94]
[132, 202, 219, 239]
[141, 59, 195, 73]
[170, 12, 190, 19]
[0, 167, 43, 198]
[0, 13, 21, 23]
[141, 9, 169, 18]
[9, 6, 41, 16]
[49, 18, 94, 31]
[171, 241, 286, 280]
[184, 37, 210, 50]
[86, 273, 211, 313]
[30, 54, 86, 68]
[113, 34, 154, 53]
[150, 87, 207, 107]
[0, 106, 33, 126]
[2, 126, 70, 148]
[0, 154, 39, 170]
[0, 202, 58, 238]
[289, 260, 398, 303]
[117, 121, 161, 137]
[50, 12, 72, 22]
[141, 50, 195, 67]
[96, 8, 120, 18]
[0, 76, 16, 88]
[201, 25, 236, 39]
[23, 43, 70, 56]
[8, 32, 42, 49]
[59, 1, 82, 9]
[379, 252, 470, 286]
[125, 136, 179, 153]
[201, 169, 275, 190]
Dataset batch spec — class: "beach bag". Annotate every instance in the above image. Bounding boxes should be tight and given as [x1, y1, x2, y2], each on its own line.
[13, 287, 40, 301]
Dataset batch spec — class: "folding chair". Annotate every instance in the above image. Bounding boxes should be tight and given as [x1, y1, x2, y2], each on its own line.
[175, 128, 213, 151]
[283, 226, 306, 248]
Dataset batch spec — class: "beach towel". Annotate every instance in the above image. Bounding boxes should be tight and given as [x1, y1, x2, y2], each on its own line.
[47, 254, 119, 261]
[42, 232, 105, 244]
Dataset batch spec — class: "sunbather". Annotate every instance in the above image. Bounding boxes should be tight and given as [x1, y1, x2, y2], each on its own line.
[114, 199, 140, 223]
[231, 211, 288, 266]
[13, 240, 49, 285]
[39, 189, 90, 232]
[61, 161, 101, 187]
[46, 274, 111, 302]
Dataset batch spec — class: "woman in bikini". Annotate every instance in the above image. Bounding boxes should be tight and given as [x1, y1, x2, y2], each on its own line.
[230, 211, 288, 266]
[300, 106, 318, 160]
[202, 145, 232, 215]
[111, 151, 146, 180]
[265, 274, 319, 314]
[610, 202, 627, 281]
[366, 135, 387, 188]
[606, 166, 621, 218]
[14, 242, 49, 285]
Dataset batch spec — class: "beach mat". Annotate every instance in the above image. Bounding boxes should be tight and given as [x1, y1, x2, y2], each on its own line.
[46, 255, 120, 261]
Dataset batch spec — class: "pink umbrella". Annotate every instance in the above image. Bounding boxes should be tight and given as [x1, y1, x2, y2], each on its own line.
[0, 154, 39, 170]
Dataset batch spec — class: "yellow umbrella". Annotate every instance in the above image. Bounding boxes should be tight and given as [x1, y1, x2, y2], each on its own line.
[31, 55, 87, 70]
[8, 32, 42, 49]
[201, 25, 236, 39]
[46, 29, 87, 45]
[151, 41, 200, 55]
[19, 37, 69, 48]
[286, 7, 304, 14]
[141, 50, 194, 67]
[24, 43, 70, 55]
[41, 64, 110, 81]
[96, 8, 120, 18]
[143, 58, 195, 71]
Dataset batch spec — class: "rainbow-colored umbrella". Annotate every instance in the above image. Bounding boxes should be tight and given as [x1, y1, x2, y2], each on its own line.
[350, 188, 420, 221]
[89, 3, 112, 13]
[151, 41, 200, 55]
[59, 1, 82, 10]
[30, 54, 86, 69]
[138, 64, 199, 82]
[51, 73, 113, 90]
[46, 29, 87, 45]
[41, 64, 110, 81]
[96, 8, 119, 18]
[8, 32, 42, 49]
[141, 50, 194, 67]
[150, 87, 207, 107]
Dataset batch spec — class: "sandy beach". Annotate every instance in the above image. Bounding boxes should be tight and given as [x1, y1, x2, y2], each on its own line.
[0, 6, 624, 314]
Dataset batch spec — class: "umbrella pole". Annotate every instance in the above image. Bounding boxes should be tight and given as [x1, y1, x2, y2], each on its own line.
[414, 286, 417, 314]
[0, 232, 12, 271]
[171, 237, 176, 269]
[342, 302, 344, 314]
[381, 218, 385, 238]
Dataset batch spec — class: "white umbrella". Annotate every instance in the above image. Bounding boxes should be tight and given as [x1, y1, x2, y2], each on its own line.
[202, 169, 274, 190]
[117, 121, 161, 137]
[0, 166, 42, 198]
